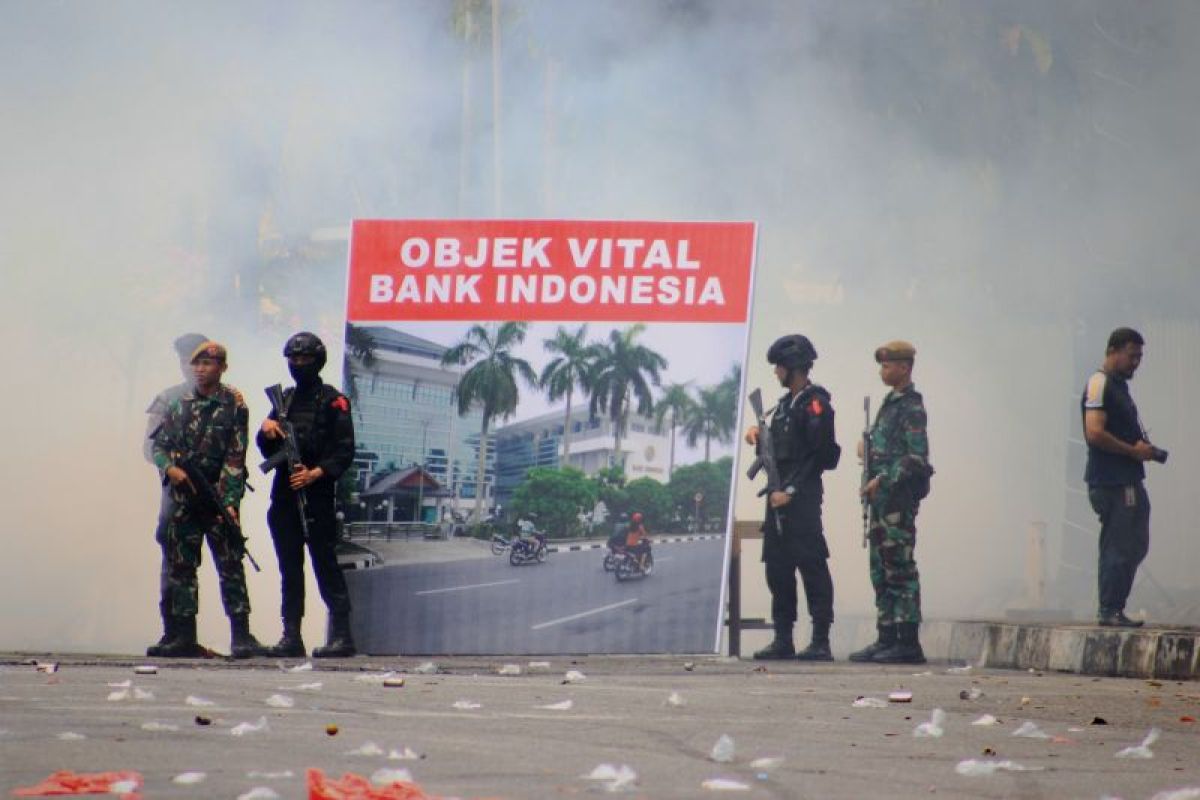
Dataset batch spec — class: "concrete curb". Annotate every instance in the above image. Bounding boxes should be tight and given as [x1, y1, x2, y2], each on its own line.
[933, 620, 1199, 679]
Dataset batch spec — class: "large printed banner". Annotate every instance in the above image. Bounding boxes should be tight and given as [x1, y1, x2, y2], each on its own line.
[342, 219, 757, 655]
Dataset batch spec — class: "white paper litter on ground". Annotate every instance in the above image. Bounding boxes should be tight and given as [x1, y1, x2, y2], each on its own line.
[230, 716, 270, 736]
[581, 763, 638, 793]
[264, 694, 294, 708]
[108, 679, 133, 688]
[701, 778, 751, 791]
[498, 664, 521, 675]
[1115, 727, 1160, 759]
[133, 688, 154, 700]
[133, 665, 157, 675]
[172, 772, 206, 785]
[286, 662, 313, 673]
[109, 780, 139, 794]
[1150, 789, 1200, 800]
[1011, 721, 1050, 739]
[666, 692, 686, 707]
[852, 697, 888, 708]
[563, 669, 587, 683]
[971, 714, 1000, 726]
[107, 689, 130, 702]
[247, 771, 294, 780]
[414, 661, 438, 674]
[185, 695, 215, 707]
[537, 699, 573, 710]
[237, 788, 280, 800]
[749, 757, 784, 770]
[947, 665, 973, 674]
[355, 671, 397, 684]
[288, 682, 323, 691]
[347, 742, 385, 756]
[452, 700, 481, 710]
[370, 767, 414, 785]
[141, 721, 179, 732]
[888, 690, 913, 703]
[57, 732, 85, 740]
[961, 687, 983, 701]
[710, 734, 735, 763]
[955, 759, 1043, 776]
[388, 747, 422, 761]
[528, 661, 551, 670]
[913, 708, 946, 738]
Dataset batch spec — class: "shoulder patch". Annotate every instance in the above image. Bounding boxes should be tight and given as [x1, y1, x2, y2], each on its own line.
[809, 397, 823, 416]
[331, 395, 350, 413]
[1084, 372, 1107, 409]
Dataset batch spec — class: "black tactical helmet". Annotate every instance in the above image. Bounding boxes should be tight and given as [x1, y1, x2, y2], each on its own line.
[284, 331, 327, 369]
[767, 334, 817, 370]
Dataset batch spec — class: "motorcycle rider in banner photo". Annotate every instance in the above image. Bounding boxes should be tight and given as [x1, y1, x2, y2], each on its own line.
[744, 334, 841, 661]
[257, 332, 358, 658]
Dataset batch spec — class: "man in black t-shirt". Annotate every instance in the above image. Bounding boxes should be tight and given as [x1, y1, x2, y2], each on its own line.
[1080, 327, 1162, 628]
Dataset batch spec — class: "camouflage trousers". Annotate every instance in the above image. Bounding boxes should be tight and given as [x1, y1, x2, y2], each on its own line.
[867, 504, 922, 625]
[165, 507, 251, 619]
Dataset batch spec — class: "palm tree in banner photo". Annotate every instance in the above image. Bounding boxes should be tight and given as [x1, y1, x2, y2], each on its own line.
[588, 324, 667, 470]
[539, 324, 594, 465]
[654, 382, 695, 481]
[343, 323, 378, 427]
[682, 381, 736, 463]
[441, 322, 537, 522]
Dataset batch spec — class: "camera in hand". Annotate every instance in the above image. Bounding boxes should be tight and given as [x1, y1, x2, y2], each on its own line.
[1150, 446, 1169, 464]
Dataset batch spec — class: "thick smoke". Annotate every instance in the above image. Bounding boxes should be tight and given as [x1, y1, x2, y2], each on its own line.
[2, 1, 1197, 652]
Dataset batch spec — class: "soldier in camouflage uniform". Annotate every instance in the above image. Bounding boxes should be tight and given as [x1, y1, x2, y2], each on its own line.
[151, 341, 266, 658]
[143, 332, 208, 657]
[851, 340, 933, 665]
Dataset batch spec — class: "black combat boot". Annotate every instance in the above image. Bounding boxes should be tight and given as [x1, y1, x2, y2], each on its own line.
[752, 622, 795, 660]
[267, 617, 306, 658]
[229, 614, 267, 659]
[146, 615, 177, 658]
[872, 622, 926, 664]
[1098, 610, 1144, 628]
[794, 621, 834, 661]
[848, 624, 896, 663]
[312, 613, 357, 658]
[156, 616, 206, 658]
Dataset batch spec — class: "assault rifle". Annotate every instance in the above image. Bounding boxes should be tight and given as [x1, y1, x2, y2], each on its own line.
[860, 396, 871, 549]
[746, 388, 784, 534]
[259, 384, 311, 541]
[175, 456, 261, 572]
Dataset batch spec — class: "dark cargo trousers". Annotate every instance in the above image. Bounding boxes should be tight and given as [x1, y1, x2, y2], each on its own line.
[267, 495, 351, 621]
[1088, 482, 1150, 616]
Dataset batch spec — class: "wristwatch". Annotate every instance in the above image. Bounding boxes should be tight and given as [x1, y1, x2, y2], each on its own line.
[784, 486, 796, 497]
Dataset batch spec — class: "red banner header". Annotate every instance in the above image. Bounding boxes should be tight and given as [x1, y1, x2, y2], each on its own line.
[346, 219, 756, 323]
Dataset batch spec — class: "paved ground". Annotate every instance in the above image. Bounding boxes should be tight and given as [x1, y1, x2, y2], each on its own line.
[1, 654, 1197, 799]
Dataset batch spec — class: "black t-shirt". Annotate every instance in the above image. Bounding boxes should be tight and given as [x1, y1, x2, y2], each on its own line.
[1080, 370, 1145, 486]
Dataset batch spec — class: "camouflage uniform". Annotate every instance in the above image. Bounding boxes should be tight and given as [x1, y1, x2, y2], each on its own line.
[866, 385, 932, 625]
[152, 385, 251, 619]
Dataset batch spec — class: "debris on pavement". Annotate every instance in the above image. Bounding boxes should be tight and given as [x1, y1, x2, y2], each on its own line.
[141, 721, 179, 732]
[11, 770, 143, 799]
[1091, 716, 1109, 725]
[955, 759, 1042, 776]
[959, 687, 983, 701]
[451, 700, 481, 710]
[665, 692, 686, 707]
[913, 708, 946, 738]
[709, 733, 735, 763]
[581, 763, 638, 793]
[537, 699, 573, 710]
[388, 747, 423, 761]
[971, 714, 1000, 726]
[309, 768, 445, 800]
[133, 665, 158, 675]
[562, 669, 586, 684]
[247, 770, 295, 779]
[264, 693, 294, 708]
[1115, 727, 1160, 759]
[497, 664, 521, 675]
[236, 788, 280, 800]
[34, 662, 58, 674]
[56, 732, 86, 740]
[369, 767, 415, 786]
[749, 757, 784, 770]
[684, 661, 696, 671]
[413, 661, 438, 675]
[326, 724, 340, 736]
[348, 742, 386, 757]
[1150, 789, 1200, 800]
[356, 671, 399, 684]
[947, 665, 972, 675]
[194, 716, 212, 726]
[285, 661, 314, 673]
[701, 777, 751, 791]
[186, 695, 216, 707]
[288, 681, 323, 691]
[230, 716, 270, 736]
[527, 660, 551, 671]
[172, 772, 206, 785]
[852, 696, 888, 708]
[888, 690, 913, 703]
[1011, 721, 1050, 739]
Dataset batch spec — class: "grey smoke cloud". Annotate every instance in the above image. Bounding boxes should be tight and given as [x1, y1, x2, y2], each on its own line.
[2, 1, 1198, 652]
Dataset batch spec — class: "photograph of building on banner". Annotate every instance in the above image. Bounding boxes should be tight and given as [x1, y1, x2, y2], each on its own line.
[339, 219, 756, 655]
